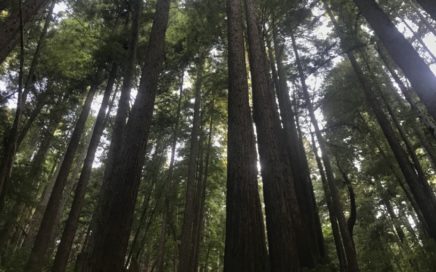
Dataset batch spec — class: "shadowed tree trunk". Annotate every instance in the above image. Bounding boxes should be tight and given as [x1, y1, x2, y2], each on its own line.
[178, 59, 205, 272]
[0, 2, 26, 210]
[244, 0, 302, 270]
[224, 1, 268, 270]
[0, 0, 51, 64]
[25, 83, 98, 272]
[86, 0, 170, 270]
[51, 64, 118, 272]
[272, 26, 324, 266]
[352, 0, 436, 120]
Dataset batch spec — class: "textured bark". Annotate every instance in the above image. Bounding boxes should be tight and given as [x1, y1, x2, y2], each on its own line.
[224, 2, 268, 268]
[244, 0, 301, 270]
[51, 64, 118, 272]
[86, 0, 170, 270]
[25, 84, 98, 272]
[178, 61, 205, 272]
[415, 0, 436, 21]
[353, 0, 436, 120]
[0, 0, 51, 64]
[272, 28, 324, 266]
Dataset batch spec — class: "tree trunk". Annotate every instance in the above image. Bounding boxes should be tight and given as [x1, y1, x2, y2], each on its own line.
[86, 0, 170, 270]
[51, 64, 118, 272]
[224, 4, 268, 270]
[272, 26, 324, 266]
[243, 0, 301, 270]
[415, 0, 436, 21]
[291, 29, 359, 272]
[353, 0, 436, 120]
[0, 2, 26, 210]
[25, 84, 98, 272]
[308, 131, 348, 272]
[0, 0, 51, 64]
[178, 60, 205, 272]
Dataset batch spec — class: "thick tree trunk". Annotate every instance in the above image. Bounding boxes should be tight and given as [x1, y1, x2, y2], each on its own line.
[272, 27, 324, 266]
[25, 84, 98, 272]
[415, 0, 436, 21]
[82, 0, 142, 260]
[0, 0, 51, 64]
[86, 0, 170, 270]
[178, 60, 205, 272]
[224, 3, 269, 265]
[243, 0, 301, 270]
[51, 64, 118, 272]
[353, 0, 436, 120]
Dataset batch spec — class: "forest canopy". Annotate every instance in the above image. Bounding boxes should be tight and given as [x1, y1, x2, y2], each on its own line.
[0, 0, 436, 271]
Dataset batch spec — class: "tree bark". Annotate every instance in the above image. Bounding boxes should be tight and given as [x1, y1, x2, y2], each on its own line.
[272, 27, 324, 266]
[25, 83, 98, 272]
[51, 64, 118, 272]
[243, 0, 301, 270]
[86, 0, 170, 270]
[178, 59, 205, 272]
[353, 0, 436, 121]
[0, 0, 51, 64]
[224, 3, 269, 266]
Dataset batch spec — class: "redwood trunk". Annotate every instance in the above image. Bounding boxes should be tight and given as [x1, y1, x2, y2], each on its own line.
[244, 0, 301, 270]
[87, 0, 170, 270]
[224, 0, 268, 270]
[178, 61, 204, 272]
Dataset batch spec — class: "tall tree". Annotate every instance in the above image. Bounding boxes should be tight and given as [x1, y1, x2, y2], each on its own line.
[243, 0, 302, 270]
[51, 64, 118, 272]
[86, 0, 170, 270]
[352, 0, 436, 120]
[224, 0, 268, 270]
[25, 82, 99, 272]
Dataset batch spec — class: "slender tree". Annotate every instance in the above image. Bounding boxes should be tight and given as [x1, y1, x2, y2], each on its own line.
[86, 0, 170, 269]
[25, 82, 99, 272]
[51, 64, 118, 272]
